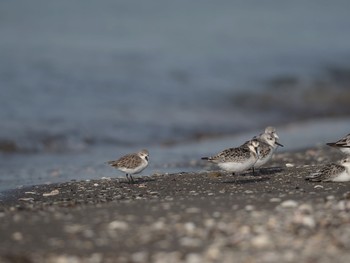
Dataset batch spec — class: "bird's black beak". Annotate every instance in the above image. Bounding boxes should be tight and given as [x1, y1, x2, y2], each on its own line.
[275, 141, 284, 147]
[145, 156, 149, 161]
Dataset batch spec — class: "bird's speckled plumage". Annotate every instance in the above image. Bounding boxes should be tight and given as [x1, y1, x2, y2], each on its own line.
[255, 133, 282, 168]
[202, 140, 260, 173]
[205, 145, 253, 163]
[306, 158, 350, 182]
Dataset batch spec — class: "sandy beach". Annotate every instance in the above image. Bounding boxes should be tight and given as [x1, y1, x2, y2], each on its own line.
[1, 146, 350, 263]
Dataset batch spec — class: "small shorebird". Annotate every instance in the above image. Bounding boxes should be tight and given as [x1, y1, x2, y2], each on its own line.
[305, 157, 350, 182]
[243, 126, 283, 171]
[201, 140, 260, 175]
[326, 133, 350, 155]
[107, 149, 149, 183]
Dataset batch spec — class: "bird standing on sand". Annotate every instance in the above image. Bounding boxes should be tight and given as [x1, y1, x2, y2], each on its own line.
[107, 149, 149, 183]
[242, 126, 283, 172]
[201, 140, 260, 175]
[326, 133, 350, 155]
[305, 157, 350, 182]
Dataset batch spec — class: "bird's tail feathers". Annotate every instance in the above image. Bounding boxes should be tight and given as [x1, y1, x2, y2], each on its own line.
[106, 160, 117, 166]
[305, 172, 321, 181]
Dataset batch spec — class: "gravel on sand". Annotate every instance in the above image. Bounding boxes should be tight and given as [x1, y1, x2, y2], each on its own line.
[1, 147, 350, 263]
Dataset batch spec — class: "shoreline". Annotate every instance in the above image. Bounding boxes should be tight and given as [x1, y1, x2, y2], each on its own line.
[1, 147, 350, 262]
[2, 116, 350, 193]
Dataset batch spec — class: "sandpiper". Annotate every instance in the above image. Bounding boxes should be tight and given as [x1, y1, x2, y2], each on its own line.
[305, 157, 350, 182]
[107, 149, 149, 183]
[201, 140, 260, 175]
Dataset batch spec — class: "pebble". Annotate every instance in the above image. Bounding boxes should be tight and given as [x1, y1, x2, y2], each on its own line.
[285, 163, 295, 167]
[48, 255, 80, 263]
[245, 205, 255, 211]
[184, 222, 196, 234]
[270, 198, 281, 203]
[108, 220, 129, 230]
[337, 200, 350, 211]
[185, 253, 202, 263]
[64, 224, 85, 234]
[12, 232, 23, 241]
[131, 251, 148, 263]
[298, 204, 313, 213]
[343, 192, 350, 199]
[43, 189, 60, 197]
[152, 221, 165, 230]
[186, 207, 201, 214]
[18, 198, 34, 202]
[314, 185, 324, 189]
[205, 245, 220, 260]
[280, 200, 298, 208]
[326, 195, 335, 201]
[293, 211, 316, 229]
[251, 235, 272, 249]
[212, 211, 221, 218]
[180, 237, 202, 248]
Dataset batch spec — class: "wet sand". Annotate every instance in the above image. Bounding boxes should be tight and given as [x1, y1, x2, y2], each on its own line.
[1, 147, 350, 263]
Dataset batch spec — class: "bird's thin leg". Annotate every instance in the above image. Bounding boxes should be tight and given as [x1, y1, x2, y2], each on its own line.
[130, 175, 135, 184]
[252, 167, 255, 176]
[126, 174, 131, 183]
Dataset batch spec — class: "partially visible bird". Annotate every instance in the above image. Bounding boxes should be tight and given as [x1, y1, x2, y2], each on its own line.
[326, 133, 350, 155]
[305, 157, 350, 182]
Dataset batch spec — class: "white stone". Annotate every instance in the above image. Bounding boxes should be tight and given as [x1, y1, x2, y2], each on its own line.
[108, 220, 129, 230]
[42, 189, 59, 197]
[251, 235, 272, 249]
[280, 200, 298, 208]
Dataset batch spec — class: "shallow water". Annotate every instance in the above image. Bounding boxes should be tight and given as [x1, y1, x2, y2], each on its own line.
[1, 0, 350, 190]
